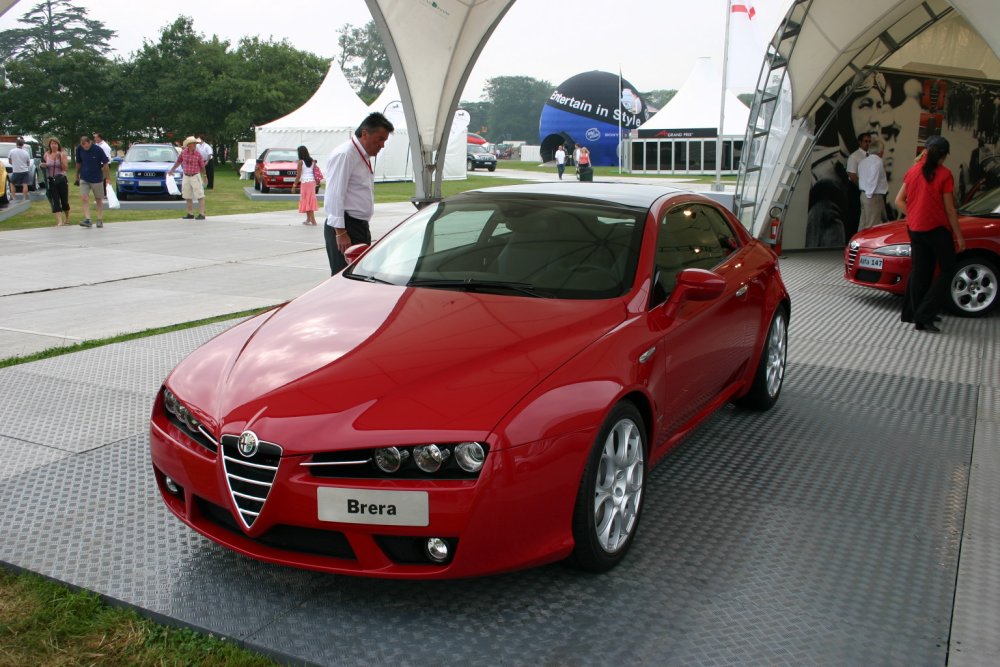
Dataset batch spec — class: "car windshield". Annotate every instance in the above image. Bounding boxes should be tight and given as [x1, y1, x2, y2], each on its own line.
[0, 144, 15, 158]
[348, 194, 646, 300]
[265, 150, 299, 162]
[125, 146, 179, 162]
[959, 185, 1000, 217]
[469, 145, 490, 155]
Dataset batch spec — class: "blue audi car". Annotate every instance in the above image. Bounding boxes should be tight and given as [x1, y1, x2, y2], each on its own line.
[115, 143, 182, 199]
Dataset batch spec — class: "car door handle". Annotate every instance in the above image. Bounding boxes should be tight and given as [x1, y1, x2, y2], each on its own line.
[735, 283, 749, 298]
[639, 346, 656, 364]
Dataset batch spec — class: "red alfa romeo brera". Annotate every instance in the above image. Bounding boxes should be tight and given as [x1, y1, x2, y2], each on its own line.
[149, 183, 790, 579]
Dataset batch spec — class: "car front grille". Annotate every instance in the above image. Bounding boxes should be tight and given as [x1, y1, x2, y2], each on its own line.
[136, 171, 162, 178]
[220, 434, 281, 529]
[196, 497, 355, 560]
[855, 269, 882, 283]
[846, 247, 859, 271]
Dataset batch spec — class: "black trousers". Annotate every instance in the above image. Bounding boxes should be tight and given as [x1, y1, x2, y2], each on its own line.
[205, 159, 214, 189]
[324, 213, 371, 275]
[47, 176, 70, 213]
[902, 226, 955, 324]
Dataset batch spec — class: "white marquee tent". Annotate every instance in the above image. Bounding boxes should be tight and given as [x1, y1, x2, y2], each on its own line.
[251, 63, 370, 176]
[367, 76, 469, 182]
[632, 57, 750, 174]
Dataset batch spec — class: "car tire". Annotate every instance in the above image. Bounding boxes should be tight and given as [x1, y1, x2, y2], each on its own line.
[261, 181, 270, 194]
[735, 306, 788, 411]
[117, 189, 128, 201]
[467, 159, 474, 171]
[571, 402, 646, 572]
[488, 165, 496, 172]
[949, 255, 998, 317]
[27, 170, 38, 192]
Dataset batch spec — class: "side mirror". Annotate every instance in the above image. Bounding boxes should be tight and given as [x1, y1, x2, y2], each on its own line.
[344, 243, 371, 265]
[672, 268, 726, 302]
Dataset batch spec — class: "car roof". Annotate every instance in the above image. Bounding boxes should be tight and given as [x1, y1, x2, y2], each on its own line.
[457, 182, 694, 209]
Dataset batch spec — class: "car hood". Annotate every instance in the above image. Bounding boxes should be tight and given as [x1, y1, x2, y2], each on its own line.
[167, 278, 627, 453]
[262, 160, 298, 169]
[120, 161, 174, 172]
[852, 215, 999, 248]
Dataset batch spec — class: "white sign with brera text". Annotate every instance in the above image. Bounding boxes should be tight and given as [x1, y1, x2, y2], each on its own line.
[317, 487, 429, 526]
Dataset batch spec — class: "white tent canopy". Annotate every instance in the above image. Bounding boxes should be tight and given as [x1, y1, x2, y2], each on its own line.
[253, 62, 370, 169]
[366, 0, 515, 203]
[638, 57, 749, 136]
[366, 76, 469, 182]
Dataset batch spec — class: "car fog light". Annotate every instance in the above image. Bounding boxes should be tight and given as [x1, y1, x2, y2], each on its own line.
[374, 447, 409, 473]
[164, 476, 180, 495]
[454, 442, 485, 473]
[425, 537, 449, 563]
[413, 444, 449, 473]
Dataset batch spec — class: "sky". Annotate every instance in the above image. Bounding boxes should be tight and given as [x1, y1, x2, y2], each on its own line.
[0, 0, 789, 100]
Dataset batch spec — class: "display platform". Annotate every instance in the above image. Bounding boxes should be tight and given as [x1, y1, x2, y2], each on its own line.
[0, 252, 996, 666]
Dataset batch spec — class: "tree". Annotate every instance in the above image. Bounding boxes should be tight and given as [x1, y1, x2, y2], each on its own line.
[0, 0, 114, 60]
[337, 21, 391, 104]
[643, 89, 677, 111]
[482, 76, 552, 142]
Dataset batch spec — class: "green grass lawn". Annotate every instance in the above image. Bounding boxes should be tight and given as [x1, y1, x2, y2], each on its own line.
[0, 164, 531, 232]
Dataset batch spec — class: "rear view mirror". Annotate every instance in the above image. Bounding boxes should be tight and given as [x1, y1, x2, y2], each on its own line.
[672, 268, 726, 302]
[344, 243, 371, 265]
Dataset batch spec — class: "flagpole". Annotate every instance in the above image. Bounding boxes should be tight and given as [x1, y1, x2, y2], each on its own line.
[618, 67, 623, 174]
[714, 0, 732, 192]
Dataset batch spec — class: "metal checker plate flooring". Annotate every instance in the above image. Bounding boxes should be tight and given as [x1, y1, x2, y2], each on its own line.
[1, 251, 997, 666]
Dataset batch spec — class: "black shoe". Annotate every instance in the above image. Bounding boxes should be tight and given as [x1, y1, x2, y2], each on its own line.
[182, 214, 195, 220]
[915, 322, 941, 333]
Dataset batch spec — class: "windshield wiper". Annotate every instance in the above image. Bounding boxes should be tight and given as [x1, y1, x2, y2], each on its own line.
[345, 273, 396, 285]
[406, 278, 547, 297]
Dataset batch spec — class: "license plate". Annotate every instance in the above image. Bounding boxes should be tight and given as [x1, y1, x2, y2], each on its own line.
[282, 177, 296, 182]
[858, 255, 883, 270]
[139, 180, 161, 187]
[317, 487, 428, 526]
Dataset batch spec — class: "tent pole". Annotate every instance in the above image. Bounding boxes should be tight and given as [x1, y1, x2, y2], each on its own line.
[713, 0, 732, 192]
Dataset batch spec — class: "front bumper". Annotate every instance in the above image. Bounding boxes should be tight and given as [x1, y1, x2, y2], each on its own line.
[844, 245, 910, 295]
[117, 175, 180, 196]
[149, 409, 589, 579]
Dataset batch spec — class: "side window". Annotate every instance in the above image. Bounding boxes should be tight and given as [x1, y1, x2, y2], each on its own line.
[653, 204, 736, 300]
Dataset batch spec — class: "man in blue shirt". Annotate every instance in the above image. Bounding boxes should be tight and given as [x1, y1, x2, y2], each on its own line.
[74, 135, 110, 228]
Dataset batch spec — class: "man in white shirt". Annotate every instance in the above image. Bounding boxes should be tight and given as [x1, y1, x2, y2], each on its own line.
[7, 137, 32, 201]
[323, 112, 394, 274]
[94, 133, 112, 186]
[846, 132, 871, 185]
[554, 145, 566, 180]
[196, 135, 214, 189]
[857, 139, 889, 231]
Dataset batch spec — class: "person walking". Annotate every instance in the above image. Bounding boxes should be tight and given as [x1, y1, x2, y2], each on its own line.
[94, 133, 113, 187]
[857, 139, 888, 231]
[168, 136, 207, 220]
[43, 137, 71, 226]
[292, 145, 321, 225]
[322, 112, 394, 275]
[74, 135, 110, 228]
[895, 135, 965, 332]
[577, 146, 593, 182]
[555, 144, 566, 180]
[197, 135, 214, 189]
[8, 137, 32, 201]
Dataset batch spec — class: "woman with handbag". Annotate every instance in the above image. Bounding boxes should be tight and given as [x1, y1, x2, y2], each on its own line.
[292, 145, 322, 225]
[43, 137, 71, 226]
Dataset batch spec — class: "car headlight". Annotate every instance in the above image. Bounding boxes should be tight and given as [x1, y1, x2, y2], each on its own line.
[413, 444, 450, 473]
[265, 170, 279, 175]
[874, 244, 911, 257]
[454, 442, 486, 473]
[118, 171, 133, 178]
[162, 388, 202, 431]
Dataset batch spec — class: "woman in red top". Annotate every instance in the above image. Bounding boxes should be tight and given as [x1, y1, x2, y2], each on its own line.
[894, 135, 965, 332]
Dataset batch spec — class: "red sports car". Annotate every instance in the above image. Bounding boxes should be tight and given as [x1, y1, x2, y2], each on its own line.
[844, 186, 1000, 317]
[253, 148, 300, 193]
[149, 183, 790, 579]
